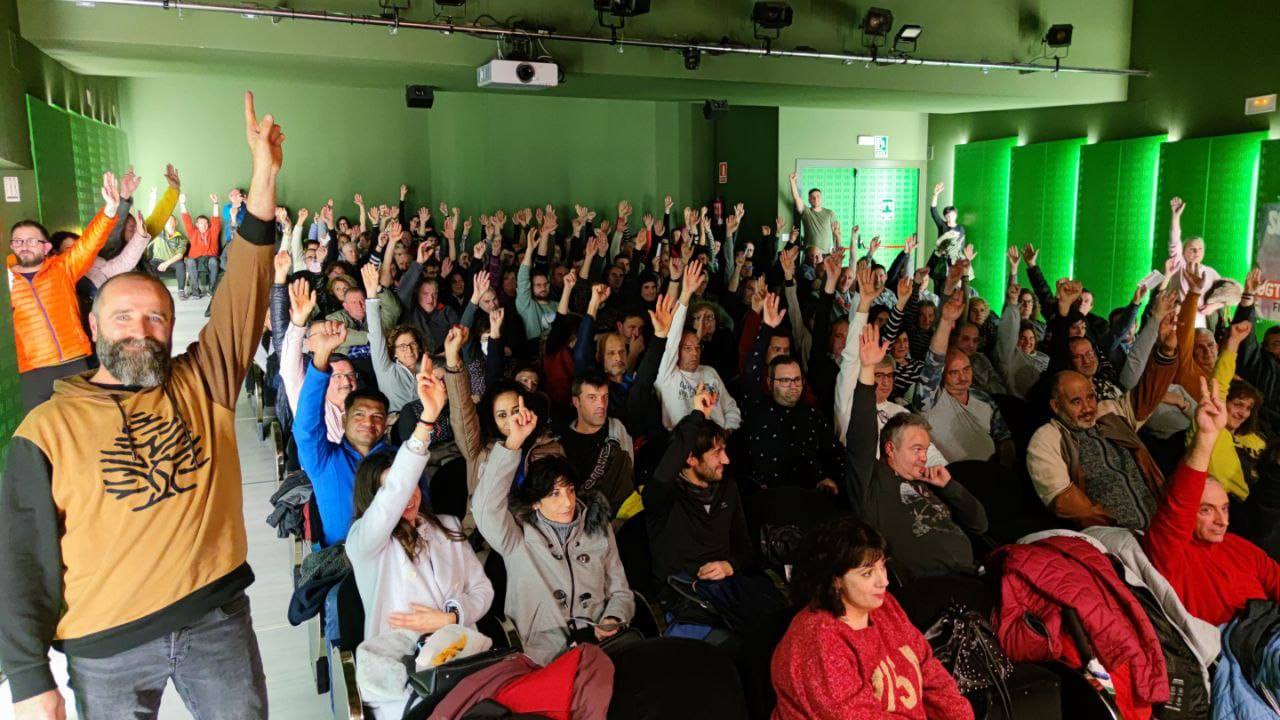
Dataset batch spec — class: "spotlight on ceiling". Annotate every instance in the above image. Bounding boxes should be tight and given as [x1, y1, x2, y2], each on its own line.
[1044, 23, 1073, 48]
[752, 1, 793, 30]
[703, 99, 728, 120]
[683, 47, 702, 70]
[860, 7, 894, 39]
[893, 24, 922, 53]
[594, 0, 650, 19]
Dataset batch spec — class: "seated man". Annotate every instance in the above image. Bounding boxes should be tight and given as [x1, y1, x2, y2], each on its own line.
[951, 320, 1009, 396]
[847, 324, 988, 583]
[1143, 379, 1280, 626]
[737, 293, 844, 495]
[644, 388, 781, 629]
[326, 278, 400, 360]
[917, 348, 1014, 466]
[1027, 297, 1180, 529]
[656, 260, 742, 430]
[557, 371, 635, 516]
[295, 321, 391, 545]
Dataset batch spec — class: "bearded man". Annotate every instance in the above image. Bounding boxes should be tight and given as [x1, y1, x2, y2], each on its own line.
[0, 91, 282, 720]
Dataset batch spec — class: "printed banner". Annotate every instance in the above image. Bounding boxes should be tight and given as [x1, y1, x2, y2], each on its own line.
[1257, 203, 1280, 321]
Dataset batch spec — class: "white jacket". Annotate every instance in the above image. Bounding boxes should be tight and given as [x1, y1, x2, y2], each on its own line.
[655, 301, 742, 430]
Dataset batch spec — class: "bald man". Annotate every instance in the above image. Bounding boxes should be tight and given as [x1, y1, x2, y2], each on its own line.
[1143, 380, 1280, 626]
[0, 92, 283, 719]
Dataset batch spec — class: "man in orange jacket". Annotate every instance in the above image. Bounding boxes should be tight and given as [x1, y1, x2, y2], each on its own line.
[8, 169, 131, 410]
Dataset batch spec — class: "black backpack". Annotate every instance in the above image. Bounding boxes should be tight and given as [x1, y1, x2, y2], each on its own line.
[925, 603, 1015, 714]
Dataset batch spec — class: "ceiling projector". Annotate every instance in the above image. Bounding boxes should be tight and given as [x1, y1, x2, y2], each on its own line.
[477, 59, 559, 90]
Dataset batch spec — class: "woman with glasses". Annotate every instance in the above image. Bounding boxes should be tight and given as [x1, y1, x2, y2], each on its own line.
[365, 263, 427, 414]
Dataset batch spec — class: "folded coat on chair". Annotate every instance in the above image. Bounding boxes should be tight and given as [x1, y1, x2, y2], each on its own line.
[989, 535, 1170, 708]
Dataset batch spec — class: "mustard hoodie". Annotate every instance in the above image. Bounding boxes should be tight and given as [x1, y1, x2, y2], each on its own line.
[0, 213, 275, 704]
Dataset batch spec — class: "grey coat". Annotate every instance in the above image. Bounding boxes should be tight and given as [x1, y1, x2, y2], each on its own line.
[471, 444, 635, 665]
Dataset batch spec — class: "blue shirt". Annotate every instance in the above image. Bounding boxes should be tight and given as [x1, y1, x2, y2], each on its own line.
[294, 362, 389, 545]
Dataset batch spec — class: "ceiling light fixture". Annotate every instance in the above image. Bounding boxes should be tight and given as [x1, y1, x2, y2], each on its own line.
[752, 1, 792, 52]
[893, 24, 921, 53]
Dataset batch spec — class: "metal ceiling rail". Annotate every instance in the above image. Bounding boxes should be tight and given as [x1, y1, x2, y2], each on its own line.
[68, 0, 1152, 78]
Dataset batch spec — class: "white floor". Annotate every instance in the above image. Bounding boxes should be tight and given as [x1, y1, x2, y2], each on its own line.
[1, 290, 331, 719]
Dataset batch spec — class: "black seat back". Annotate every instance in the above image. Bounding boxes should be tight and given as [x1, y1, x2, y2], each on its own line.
[615, 513, 654, 595]
[334, 571, 365, 653]
[947, 460, 1060, 545]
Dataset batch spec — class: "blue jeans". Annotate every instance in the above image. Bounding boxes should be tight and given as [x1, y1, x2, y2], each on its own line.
[66, 592, 268, 719]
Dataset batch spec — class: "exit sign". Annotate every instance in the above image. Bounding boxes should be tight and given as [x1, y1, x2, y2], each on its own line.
[1246, 94, 1276, 115]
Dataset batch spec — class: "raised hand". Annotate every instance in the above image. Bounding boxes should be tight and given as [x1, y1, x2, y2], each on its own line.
[118, 166, 141, 200]
[858, 323, 889, 367]
[664, 195, 674, 213]
[682, 258, 707, 302]
[779, 245, 798, 280]
[932, 181, 944, 198]
[273, 249, 292, 283]
[1170, 196, 1185, 216]
[1245, 267, 1263, 296]
[243, 91, 284, 176]
[904, 234, 918, 254]
[416, 355, 448, 423]
[692, 382, 717, 415]
[1194, 377, 1229, 440]
[896, 275, 914, 305]
[868, 236, 881, 256]
[963, 243, 976, 261]
[488, 306, 504, 337]
[1183, 262, 1206, 293]
[1226, 320, 1253, 351]
[856, 264, 877, 305]
[400, 184, 408, 201]
[591, 283, 611, 307]
[649, 292, 678, 339]
[941, 288, 965, 323]
[289, 278, 316, 326]
[1021, 243, 1039, 267]
[440, 257, 453, 279]
[164, 163, 181, 190]
[360, 263, 380, 297]
[1058, 280, 1083, 307]
[1006, 245, 1021, 270]
[503, 404, 538, 450]
[1007, 281, 1022, 305]
[101, 171, 121, 216]
[1152, 286, 1178, 321]
[761, 292, 786, 328]
[310, 320, 348, 356]
[443, 325, 469, 369]
[471, 270, 491, 305]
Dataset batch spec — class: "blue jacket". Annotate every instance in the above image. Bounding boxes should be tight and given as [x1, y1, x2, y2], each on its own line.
[1212, 618, 1278, 720]
[295, 362, 388, 546]
[221, 203, 246, 244]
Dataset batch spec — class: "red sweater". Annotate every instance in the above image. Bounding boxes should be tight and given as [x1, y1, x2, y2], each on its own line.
[771, 596, 973, 720]
[1141, 463, 1280, 626]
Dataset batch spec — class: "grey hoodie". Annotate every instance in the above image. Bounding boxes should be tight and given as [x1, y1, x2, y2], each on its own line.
[471, 444, 635, 664]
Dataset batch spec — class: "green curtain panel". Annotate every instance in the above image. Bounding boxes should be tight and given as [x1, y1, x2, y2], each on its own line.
[27, 94, 130, 231]
[1154, 132, 1266, 284]
[953, 137, 1016, 301]
[1074, 135, 1166, 314]
[1007, 138, 1087, 297]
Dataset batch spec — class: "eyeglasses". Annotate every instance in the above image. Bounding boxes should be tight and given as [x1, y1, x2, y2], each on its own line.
[11, 238, 45, 248]
[331, 372, 358, 383]
[394, 342, 420, 353]
[771, 376, 803, 386]
[873, 372, 895, 382]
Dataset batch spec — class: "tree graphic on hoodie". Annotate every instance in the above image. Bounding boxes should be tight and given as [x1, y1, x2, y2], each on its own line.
[101, 410, 211, 511]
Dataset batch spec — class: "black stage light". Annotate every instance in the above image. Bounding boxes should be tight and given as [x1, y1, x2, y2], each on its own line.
[594, 0, 650, 17]
[703, 99, 728, 120]
[1044, 24, 1073, 48]
[683, 47, 702, 70]
[752, 2, 793, 30]
[860, 7, 893, 37]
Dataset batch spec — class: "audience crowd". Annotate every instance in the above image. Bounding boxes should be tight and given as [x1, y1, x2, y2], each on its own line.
[3, 93, 1280, 720]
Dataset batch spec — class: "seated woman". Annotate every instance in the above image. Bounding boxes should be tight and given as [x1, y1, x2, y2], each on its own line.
[771, 516, 974, 720]
[472, 403, 635, 664]
[346, 357, 494, 718]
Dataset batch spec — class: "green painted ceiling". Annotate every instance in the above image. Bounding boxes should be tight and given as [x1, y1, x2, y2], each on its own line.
[19, 0, 1137, 113]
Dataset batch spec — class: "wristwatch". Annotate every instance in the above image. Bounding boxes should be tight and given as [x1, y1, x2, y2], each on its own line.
[405, 436, 430, 456]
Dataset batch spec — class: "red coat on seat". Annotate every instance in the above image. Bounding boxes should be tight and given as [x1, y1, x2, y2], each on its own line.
[988, 536, 1169, 711]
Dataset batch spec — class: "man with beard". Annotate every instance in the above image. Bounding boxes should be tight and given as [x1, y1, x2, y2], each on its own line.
[1028, 295, 1181, 529]
[8, 170, 127, 410]
[737, 293, 844, 496]
[644, 384, 783, 634]
[0, 92, 282, 719]
[516, 210, 558, 341]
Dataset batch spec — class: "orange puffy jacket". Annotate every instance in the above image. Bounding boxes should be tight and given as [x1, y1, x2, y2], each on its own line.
[9, 209, 116, 373]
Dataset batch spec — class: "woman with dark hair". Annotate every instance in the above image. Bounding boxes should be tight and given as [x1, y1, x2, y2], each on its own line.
[771, 516, 973, 720]
[471, 404, 634, 664]
[346, 357, 493, 718]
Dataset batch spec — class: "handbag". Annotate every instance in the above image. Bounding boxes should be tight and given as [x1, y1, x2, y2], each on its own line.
[758, 523, 805, 569]
[925, 603, 1014, 715]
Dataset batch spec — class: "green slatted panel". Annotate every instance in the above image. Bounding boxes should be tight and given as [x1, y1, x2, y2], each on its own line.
[798, 166, 856, 252]
[27, 95, 77, 232]
[1074, 135, 1166, 314]
[1254, 140, 1280, 325]
[1154, 132, 1266, 284]
[0, 242, 18, 464]
[1008, 138, 1087, 293]
[851, 167, 920, 268]
[953, 137, 1016, 301]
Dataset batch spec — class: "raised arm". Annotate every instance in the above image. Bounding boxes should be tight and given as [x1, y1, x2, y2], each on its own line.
[189, 92, 282, 409]
[471, 408, 536, 556]
[846, 324, 889, 509]
[788, 171, 805, 214]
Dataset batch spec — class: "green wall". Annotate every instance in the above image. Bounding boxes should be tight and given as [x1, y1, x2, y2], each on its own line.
[1007, 138, 1087, 290]
[953, 137, 1016, 301]
[1073, 135, 1165, 312]
[122, 76, 713, 225]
